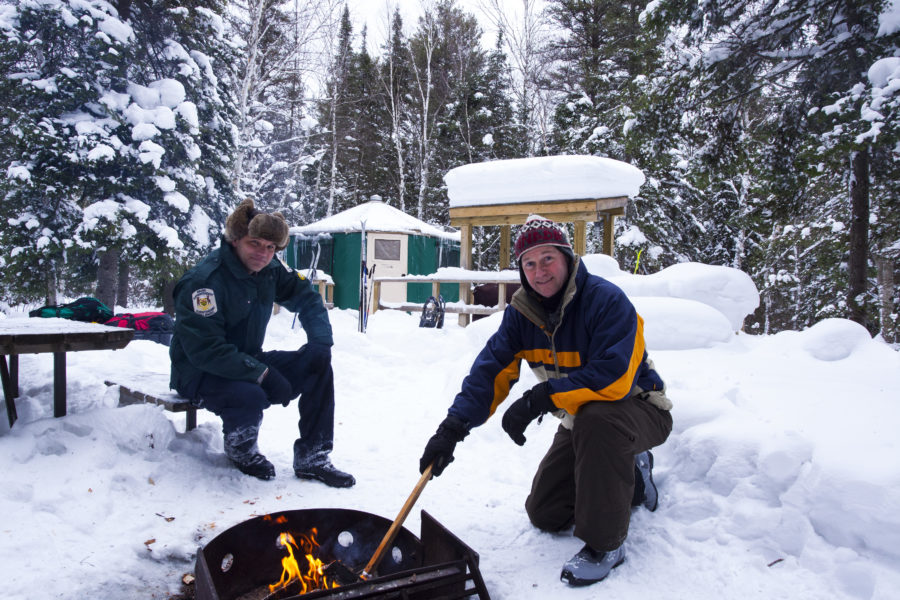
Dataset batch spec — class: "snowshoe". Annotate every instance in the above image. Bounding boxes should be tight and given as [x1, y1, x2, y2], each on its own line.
[419, 295, 445, 329]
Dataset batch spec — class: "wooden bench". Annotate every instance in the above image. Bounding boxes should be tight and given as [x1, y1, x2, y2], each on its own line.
[105, 375, 197, 432]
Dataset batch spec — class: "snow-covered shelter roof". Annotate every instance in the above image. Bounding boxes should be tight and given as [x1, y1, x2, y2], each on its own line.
[444, 155, 645, 207]
[290, 200, 460, 241]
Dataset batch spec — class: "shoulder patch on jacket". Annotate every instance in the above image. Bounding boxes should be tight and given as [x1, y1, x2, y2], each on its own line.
[192, 288, 218, 316]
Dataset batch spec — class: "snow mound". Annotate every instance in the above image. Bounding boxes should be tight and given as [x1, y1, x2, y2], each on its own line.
[800, 318, 873, 361]
[632, 297, 734, 350]
[582, 256, 759, 332]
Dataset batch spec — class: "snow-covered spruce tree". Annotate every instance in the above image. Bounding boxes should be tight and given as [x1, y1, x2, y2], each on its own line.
[93, 0, 239, 310]
[312, 4, 355, 217]
[409, 0, 521, 228]
[226, 0, 326, 220]
[376, 7, 414, 213]
[341, 27, 394, 208]
[648, 0, 899, 333]
[543, 0, 700, 272]
[0, 0, 134, 305]
[435, 28, 525, 270]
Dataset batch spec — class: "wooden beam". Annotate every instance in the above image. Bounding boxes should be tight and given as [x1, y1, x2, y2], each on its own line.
[450, 197, 627, 224]
[450, 207, 625, 227]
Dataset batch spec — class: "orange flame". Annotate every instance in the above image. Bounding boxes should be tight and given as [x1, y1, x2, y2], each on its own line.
[268, 528, 339, 595]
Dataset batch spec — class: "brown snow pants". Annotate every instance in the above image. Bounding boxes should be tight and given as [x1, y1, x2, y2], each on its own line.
[524, 394, 672, 551]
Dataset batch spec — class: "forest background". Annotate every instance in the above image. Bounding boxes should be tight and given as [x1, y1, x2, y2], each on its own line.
[1, 0, 898, 340]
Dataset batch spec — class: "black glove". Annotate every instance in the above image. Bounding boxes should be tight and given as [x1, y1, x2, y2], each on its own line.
[303, 342, 332, 372]
[419, 415, 470, 477]
[501, 382, 555, 446]
[260, 367, 294, 406]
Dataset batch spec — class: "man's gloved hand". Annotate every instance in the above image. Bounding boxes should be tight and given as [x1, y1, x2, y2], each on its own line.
[303, 342, 332, 372]
[419, 415, 470, 477]
[501, 382, 555, 446]
[260, 367, 294, 406]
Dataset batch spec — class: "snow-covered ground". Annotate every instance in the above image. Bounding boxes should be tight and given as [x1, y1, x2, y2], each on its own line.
[1, 257, 898, 599]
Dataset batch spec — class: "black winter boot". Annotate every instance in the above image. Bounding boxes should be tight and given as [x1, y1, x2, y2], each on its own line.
[224, 426, 275, 480]
[294, 448, 355, 488]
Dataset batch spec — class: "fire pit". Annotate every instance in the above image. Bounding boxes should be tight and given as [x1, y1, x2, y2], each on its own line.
[195, 508, 490, 600]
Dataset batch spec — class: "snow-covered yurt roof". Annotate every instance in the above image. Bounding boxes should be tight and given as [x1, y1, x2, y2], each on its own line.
[290, 200, 459, 241]
[444, 155, 645, 207]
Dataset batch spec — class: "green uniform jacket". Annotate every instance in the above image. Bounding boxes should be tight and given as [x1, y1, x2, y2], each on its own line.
[169, 238, 332, 394]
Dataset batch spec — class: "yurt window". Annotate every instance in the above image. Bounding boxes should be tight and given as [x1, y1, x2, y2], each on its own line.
[374, 239, 401, 261]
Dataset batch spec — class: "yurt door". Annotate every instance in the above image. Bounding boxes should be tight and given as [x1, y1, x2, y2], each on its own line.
[368, 233, 407, 303]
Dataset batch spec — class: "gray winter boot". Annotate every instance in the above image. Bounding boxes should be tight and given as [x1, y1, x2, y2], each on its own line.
[224, 426, 275, 480]
[635, 450, 658, 511]
[560, 543, 626, 586]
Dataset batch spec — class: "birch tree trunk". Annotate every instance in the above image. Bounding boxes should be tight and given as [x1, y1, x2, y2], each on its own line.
[409, 18, 437, 221]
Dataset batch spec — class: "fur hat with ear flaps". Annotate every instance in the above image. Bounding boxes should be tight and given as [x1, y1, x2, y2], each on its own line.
[224, 199, 290, 250]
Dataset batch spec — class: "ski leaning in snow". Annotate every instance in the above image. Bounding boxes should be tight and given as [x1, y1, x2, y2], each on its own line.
[358, 220, 367, 333]
[364, 264, 376, 331]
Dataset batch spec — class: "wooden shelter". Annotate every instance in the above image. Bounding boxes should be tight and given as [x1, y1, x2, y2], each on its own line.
[449, 197, 627, 271]
[445, 155, 643, 271]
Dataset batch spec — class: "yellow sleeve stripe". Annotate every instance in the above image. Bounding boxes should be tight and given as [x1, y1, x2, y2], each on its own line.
[552, 314, 646, 414]
[488, 353, 524, 417]
[519, 349, 582, 368]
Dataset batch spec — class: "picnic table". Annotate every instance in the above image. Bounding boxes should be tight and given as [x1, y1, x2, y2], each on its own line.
[0, 318, 134, 427]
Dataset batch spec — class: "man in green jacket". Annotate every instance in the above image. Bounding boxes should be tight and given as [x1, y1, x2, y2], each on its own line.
[170, 199, 354, 487]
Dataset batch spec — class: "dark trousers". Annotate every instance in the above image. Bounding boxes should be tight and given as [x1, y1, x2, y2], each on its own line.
[524, 396, 672, 551]
[188, 346, 335, 458]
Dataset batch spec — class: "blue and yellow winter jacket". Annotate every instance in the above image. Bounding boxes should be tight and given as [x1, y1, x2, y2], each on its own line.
[448, 257, 664, 427]
[169, 238, 332, 396]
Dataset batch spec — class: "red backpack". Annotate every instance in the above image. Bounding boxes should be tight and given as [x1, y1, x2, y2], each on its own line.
[105, 312, 175, 346]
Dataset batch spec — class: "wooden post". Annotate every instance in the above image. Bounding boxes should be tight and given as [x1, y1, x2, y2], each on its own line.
[459, 225, 473, 326]
[371, 281, 381, 314]
[573, 221, 586, 255]
[1, 355, 17, 427]
[499, 225, 510, 270]
[602, 213, 615, 257]
[53, 352, 66, 417]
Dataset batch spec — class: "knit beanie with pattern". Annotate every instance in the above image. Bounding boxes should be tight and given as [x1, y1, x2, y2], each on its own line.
[224, 199, 290, 250]
[514, 214, 573, 262]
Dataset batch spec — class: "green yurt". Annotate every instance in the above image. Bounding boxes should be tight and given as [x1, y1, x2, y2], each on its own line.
[286, 200, 460, 310]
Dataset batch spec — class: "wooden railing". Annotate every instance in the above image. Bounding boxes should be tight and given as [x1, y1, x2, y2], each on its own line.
[371, 271, 520, 325]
